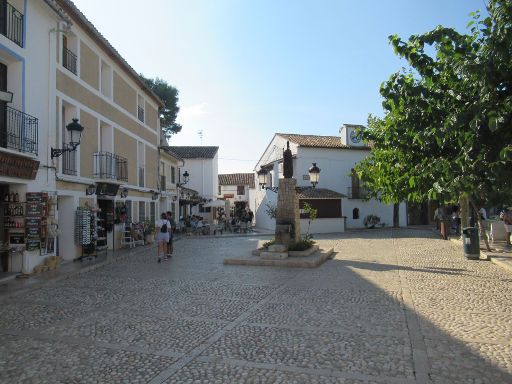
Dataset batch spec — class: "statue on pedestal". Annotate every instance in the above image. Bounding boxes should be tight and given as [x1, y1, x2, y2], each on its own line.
[283, 141, 293, 179]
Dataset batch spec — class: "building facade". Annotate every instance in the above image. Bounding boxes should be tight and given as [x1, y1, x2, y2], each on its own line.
[254, 125, 407, 233]
[167, 146, 219, 218]
[218, 173, 256, 216]
[0, 0, 166, 274]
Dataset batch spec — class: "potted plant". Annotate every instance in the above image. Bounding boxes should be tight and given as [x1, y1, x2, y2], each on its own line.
[143, 218, 155, 244]
[363, 214, 381, 229]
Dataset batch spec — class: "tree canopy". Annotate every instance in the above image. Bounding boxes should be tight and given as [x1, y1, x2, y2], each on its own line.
[356, 0, 512, 210]
[140, 75, 182, 140]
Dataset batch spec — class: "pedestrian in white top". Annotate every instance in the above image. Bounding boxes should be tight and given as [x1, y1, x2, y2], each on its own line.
[155, 212, 171, 263]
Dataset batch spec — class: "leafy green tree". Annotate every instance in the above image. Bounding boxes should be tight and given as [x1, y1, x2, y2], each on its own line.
[355, 0, 512, 250]
[140, 75, 182, 139]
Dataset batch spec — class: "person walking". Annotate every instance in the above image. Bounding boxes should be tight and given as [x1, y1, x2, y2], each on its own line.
[166, 211, 176, 258]
[478, 207, 487, 239]
[501, 207, 512, 247]
[155, 212, 171, 263]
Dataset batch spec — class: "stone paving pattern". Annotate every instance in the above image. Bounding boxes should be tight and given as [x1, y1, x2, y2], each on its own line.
[0, 228, 511, 383]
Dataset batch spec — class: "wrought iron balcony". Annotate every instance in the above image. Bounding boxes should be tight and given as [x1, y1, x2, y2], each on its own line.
[0, 106, 38, 155]
[0, 0, 23, 47]
[347, 187, 369, 199]
[63, 47, 77, 75]
[61, 143, 77, 175]
[93, 151, 128, 181]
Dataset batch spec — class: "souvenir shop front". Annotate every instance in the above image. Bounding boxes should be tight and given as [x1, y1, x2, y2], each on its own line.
[0, 153, 57, 277]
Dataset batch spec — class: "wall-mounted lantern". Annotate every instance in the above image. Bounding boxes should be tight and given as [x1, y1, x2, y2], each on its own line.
[151, 190, 160, 200]
[308, 163, 321, 188]
[85, 184, 96, 195]
[120, 187, 128, 198]
[177, 170, 190, 187]
[51, 118, 84, 159]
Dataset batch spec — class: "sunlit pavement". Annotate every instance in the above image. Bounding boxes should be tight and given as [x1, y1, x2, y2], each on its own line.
[0, 228, 511, 383]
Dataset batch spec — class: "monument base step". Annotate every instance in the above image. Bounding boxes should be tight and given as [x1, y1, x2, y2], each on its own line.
[224, 248, 334, 268]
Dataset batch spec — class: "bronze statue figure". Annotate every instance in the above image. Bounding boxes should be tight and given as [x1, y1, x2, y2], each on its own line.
[283, 141, 293, 178]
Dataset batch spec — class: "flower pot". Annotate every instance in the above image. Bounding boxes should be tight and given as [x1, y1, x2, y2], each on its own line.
[145, 234, 154, 244]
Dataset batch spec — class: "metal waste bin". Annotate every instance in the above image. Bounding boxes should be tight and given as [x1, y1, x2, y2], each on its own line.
[462, 227, 480, 259]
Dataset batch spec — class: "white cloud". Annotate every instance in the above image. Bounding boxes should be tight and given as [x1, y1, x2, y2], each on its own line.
[177, 102, 208, 125]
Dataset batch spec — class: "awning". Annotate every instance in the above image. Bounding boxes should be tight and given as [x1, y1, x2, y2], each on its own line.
[203, 200, 227, 208]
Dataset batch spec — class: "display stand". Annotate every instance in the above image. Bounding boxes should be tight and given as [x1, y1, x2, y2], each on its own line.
[75, 207, 97, 261]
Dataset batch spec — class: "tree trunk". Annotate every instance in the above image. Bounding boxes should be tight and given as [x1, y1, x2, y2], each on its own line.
[393, 203, 399, 228]
[469, 198, 491, 252]
[459, 195, 469, 234]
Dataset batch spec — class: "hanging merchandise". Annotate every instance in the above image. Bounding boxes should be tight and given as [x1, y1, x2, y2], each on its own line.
[75, 207, 97, 260]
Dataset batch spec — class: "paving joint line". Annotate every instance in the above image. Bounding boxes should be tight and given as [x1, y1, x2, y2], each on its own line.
[393, 232, 432, 384]
[194, 355, 417, 384]
[147, 270, 305, 384]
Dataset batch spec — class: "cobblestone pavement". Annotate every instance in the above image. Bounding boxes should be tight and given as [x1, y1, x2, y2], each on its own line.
[1, 228, 511, 383]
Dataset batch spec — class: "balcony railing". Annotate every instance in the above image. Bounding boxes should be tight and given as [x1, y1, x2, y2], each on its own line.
[61, 143, 77, 175]
[0, 106, 38, 155]
[63, 47, 77, 75]
[0, 0, 23, 47]
[93, 151, 128, 181]
[347, 187, 369, 199]
[137, 105, 144, 122]
[138, 167, 144, 187]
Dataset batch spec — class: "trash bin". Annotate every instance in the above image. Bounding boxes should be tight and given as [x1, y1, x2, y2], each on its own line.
[462, 227, 480, 259]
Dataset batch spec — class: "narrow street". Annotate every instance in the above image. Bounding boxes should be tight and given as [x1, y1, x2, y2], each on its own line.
[0, 228, 511, 383]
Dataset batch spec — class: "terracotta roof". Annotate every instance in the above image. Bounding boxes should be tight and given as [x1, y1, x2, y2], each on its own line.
[277, 133, 370, 149]
[54, 0, 164, 107]
[167, 146, 219, 159]
[159, 146, 184, 163]
[218, 173, 255, 189]
[296, 187, 346, 199]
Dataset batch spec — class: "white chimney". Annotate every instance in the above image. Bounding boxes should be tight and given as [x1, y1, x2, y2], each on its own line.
[340, 124, 365, 147]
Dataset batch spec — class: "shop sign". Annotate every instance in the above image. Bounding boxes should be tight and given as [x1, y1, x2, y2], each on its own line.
[223, 194, 234, 198]
[0, 153, 39, 180]
[26, 239, 40, 251]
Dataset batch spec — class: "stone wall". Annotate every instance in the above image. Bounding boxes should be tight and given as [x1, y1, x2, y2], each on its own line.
[275, 178, 301, 244]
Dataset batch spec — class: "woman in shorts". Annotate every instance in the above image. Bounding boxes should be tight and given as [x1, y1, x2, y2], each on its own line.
[156, 212, 171, 262]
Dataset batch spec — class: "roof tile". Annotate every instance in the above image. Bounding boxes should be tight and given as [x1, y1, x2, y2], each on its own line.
[218, 173, 255, 189]
[167, 146, 219, 159]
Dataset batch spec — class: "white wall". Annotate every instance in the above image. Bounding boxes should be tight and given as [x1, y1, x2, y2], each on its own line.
[300, 218, 345, 234]
[297, 147, 405, 228]
[254, 188, 277, 230]
[181, 154, 218, 200]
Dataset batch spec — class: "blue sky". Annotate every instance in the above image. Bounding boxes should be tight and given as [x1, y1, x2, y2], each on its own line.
[72, 0, 484, 173]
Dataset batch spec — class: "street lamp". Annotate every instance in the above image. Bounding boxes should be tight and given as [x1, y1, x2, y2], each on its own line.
[257, 163, 321, 192]
[177, 170, 189, 187]
[85, 184, 96, 195]
[51, 118, 84, 159]
[120, 187, 128, 198]
[308, 163, 321, 188]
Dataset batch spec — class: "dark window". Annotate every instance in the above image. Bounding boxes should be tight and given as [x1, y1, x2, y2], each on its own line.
[300, 199, 341, 219]
[199, 204, 211, 213]
[138, 201, 145, 223]
[237, 185, 245, 195]
[353, 208, 359, 219]
[150, 202, 156, 223]
[171, 166, 175, 184]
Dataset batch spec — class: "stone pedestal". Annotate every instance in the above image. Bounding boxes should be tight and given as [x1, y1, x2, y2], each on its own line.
[275, 178, 301, 245]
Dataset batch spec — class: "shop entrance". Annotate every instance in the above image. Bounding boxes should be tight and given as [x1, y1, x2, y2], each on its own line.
[97, 199, 114, 250]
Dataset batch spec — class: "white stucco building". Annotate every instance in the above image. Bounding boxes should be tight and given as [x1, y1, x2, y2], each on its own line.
[254, 124, 407, 234]
[218, 173, 257, 215]
[167, 146, 219, 218]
